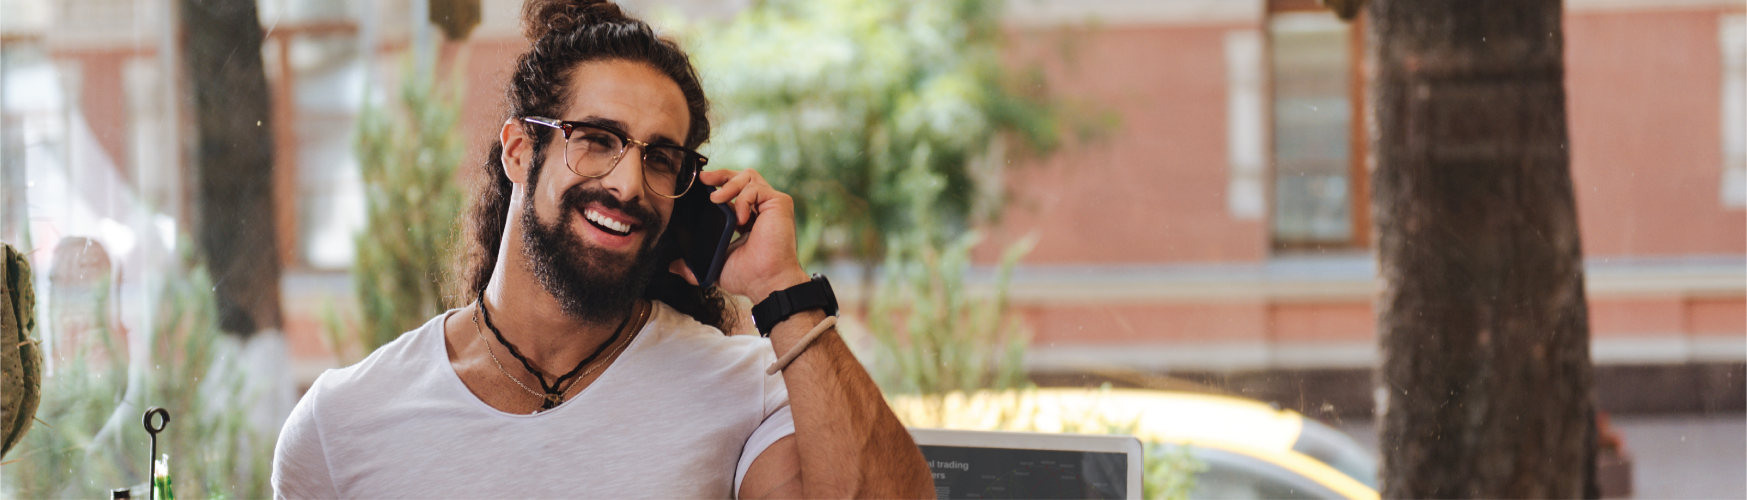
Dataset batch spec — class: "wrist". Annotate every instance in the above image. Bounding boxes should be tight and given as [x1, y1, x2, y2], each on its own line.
[768, 308, 827, 335]
[748, 268, 811, 305]
[751, 273, 838, 336]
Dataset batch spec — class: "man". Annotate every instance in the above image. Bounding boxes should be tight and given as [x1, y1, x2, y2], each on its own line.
[270, 1, 934, 497]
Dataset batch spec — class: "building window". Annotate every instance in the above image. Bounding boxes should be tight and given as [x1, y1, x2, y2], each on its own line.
[260, 13, 368, 269]
[1268, 6, 1367, 252]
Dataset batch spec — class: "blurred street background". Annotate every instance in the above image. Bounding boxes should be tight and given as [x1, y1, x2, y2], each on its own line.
[1, 0, 1741, 497]
[1337, 415, 1747, 499]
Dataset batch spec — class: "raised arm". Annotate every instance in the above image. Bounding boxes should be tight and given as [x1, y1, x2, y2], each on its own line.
[699, 169, 934, 499]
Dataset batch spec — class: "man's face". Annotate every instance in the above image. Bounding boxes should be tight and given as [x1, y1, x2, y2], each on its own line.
[517, 59, 690, 323]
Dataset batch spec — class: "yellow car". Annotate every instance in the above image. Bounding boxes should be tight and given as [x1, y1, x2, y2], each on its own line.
[890, 388, 1379, 500]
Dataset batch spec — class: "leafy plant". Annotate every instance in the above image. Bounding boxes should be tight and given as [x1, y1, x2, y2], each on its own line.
[345, 59, 468, 355]
[1144, 443, 1206, 500]
[865, 230, 1033, 400]
[2, 249, 274, 499]
[1054, 396, 1207, 500]
[687, 0, 1066, 267]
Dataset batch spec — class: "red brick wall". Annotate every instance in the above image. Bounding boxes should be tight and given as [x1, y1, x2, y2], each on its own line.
[984, 10, 1747, 267]
[985, 11, 1745, 358]
[455, 39, 530, 175]
[1566, 9, 1746, 258]
[983, 24, 1268, 265]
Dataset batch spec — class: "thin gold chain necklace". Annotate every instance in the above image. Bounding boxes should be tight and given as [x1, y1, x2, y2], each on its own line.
[471, 304, 544, 401]
[470, 298, 646, 411]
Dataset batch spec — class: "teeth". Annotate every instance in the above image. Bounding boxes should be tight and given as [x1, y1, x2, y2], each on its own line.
[585, 209, 631, 234]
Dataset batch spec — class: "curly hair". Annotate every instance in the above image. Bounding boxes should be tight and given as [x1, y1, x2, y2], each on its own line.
[459, 0, 734, 333]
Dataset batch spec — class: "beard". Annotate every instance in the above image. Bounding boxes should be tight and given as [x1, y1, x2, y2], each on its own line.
[520, 184, 667, 325]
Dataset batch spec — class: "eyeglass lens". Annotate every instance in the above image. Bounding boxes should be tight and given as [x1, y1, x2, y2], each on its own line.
[563, 124, 696, 197]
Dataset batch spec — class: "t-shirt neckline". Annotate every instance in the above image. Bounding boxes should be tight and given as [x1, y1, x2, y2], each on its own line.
[435, 302, 663, 419]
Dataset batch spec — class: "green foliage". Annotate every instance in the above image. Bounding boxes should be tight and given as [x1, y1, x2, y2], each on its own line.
[1145, 443, 1207, 500]
[348, 61, 468, 354]
[2, 242, 42, 460]
[688, 0, 1064, 265]
[1047, 395, 1206, 500]
[689, 5, 1177, 491]
[2, 252, 274, 499]
[865, 230, 1033, 397]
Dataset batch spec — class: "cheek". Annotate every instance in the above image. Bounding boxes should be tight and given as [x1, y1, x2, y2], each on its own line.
[532, 186, 579, 228]
[657, 200, 675, 227]
[647, 203, 675, 241]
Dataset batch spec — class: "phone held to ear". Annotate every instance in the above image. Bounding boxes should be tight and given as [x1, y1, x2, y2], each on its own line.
[667, 185, 737, 289]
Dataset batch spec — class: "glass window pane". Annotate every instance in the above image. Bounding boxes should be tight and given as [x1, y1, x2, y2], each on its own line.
[1270, 12, 1353, 249]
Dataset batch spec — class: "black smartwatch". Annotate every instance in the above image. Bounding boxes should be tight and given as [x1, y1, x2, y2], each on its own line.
[751, 274, 838, 337]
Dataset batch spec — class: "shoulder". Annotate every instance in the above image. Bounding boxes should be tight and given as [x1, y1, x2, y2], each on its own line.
[620, 301, 781, 404]
[276, 312, 450, 497]
[642, 301, 774, 364]
[299, 312, 454, 414]
[634, 301, 788, 413]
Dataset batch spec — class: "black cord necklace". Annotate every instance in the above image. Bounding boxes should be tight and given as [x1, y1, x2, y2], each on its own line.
[476, 289, 635, 410]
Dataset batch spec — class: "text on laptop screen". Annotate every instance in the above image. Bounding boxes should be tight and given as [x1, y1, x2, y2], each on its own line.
[921, 445, 1129, 499]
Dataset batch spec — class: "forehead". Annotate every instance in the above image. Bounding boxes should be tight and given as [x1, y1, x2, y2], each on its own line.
[559, 59, 690, 144]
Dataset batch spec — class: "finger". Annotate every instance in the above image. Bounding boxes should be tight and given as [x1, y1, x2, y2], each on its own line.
[733, 186, 756, 226]
[734, 180, 780, 227]
[715, 173, 763, 224]
[698, 168, 739, 188]
[707, 171, 754, 204]
[738, 209, 759, 233]
[667, 259, 699, 286]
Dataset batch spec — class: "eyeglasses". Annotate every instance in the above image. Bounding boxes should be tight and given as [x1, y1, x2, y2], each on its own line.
[521, 116, 708, 199]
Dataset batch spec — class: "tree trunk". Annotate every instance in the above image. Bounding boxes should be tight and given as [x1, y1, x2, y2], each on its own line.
[181, 0, 283, 335]
[1368, 0, 1597, 497]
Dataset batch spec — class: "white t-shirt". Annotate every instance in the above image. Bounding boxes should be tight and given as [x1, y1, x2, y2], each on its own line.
[271, 302, 795, 499]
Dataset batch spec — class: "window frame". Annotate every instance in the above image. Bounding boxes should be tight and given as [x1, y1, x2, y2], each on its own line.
[1265, 0, 1371, 253]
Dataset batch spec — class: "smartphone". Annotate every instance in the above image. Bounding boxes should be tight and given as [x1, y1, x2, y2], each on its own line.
[667, 185, 737, 289]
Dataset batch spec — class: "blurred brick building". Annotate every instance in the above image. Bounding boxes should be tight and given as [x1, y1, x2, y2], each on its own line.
[981, 0, 1744, 415]
[5, 0, 1741, 414]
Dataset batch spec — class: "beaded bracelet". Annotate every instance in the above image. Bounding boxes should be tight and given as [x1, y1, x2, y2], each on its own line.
[766, 316, 838, 375]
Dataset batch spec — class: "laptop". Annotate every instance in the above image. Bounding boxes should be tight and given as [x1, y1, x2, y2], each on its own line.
[908, 428, 1145, 499]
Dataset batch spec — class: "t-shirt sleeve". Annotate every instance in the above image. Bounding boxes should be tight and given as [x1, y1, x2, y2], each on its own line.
[734, 366, 795, 496]
[273, 378, 340, 499]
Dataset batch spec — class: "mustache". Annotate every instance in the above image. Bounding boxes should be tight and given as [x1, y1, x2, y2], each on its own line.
[559, 185, 662, 230]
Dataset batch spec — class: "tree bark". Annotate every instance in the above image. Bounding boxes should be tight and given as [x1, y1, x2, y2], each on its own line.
[1368, 0, 1597, 497]
[181, 0, 283, 335]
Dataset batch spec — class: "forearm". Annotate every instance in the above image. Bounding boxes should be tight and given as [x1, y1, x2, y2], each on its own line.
[769, 309, 935, 499]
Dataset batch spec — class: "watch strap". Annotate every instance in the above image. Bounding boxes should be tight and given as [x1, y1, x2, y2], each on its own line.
[752, 274, 838, 336]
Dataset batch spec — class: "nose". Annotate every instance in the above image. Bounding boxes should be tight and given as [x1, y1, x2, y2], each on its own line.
[598, 147, 648, 202]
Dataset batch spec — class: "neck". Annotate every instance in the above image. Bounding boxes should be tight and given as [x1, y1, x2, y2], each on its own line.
[480, 249, 640, 376]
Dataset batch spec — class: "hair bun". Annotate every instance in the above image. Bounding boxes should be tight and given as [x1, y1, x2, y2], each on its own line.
[521, 0, 627, 42]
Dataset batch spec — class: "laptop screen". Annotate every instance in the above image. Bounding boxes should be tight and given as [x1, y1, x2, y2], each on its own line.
[909, 428, 1144, 500]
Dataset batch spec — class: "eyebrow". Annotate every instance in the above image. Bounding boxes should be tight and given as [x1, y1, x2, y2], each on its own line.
[573, 115, 682, 147]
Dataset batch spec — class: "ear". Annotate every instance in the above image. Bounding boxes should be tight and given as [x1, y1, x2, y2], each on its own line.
[667, 259, 699, 286]
[499, 118, 533, 185]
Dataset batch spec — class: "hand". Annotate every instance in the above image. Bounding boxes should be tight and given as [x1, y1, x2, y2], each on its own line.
[692, 169, 810, 304]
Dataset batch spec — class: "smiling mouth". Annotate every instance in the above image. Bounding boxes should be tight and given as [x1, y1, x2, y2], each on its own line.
[583, 208, 637, 237]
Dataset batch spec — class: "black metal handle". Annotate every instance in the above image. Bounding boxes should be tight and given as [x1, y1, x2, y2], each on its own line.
[143, 407, 169, 434]
[143, 407, 169, 499]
